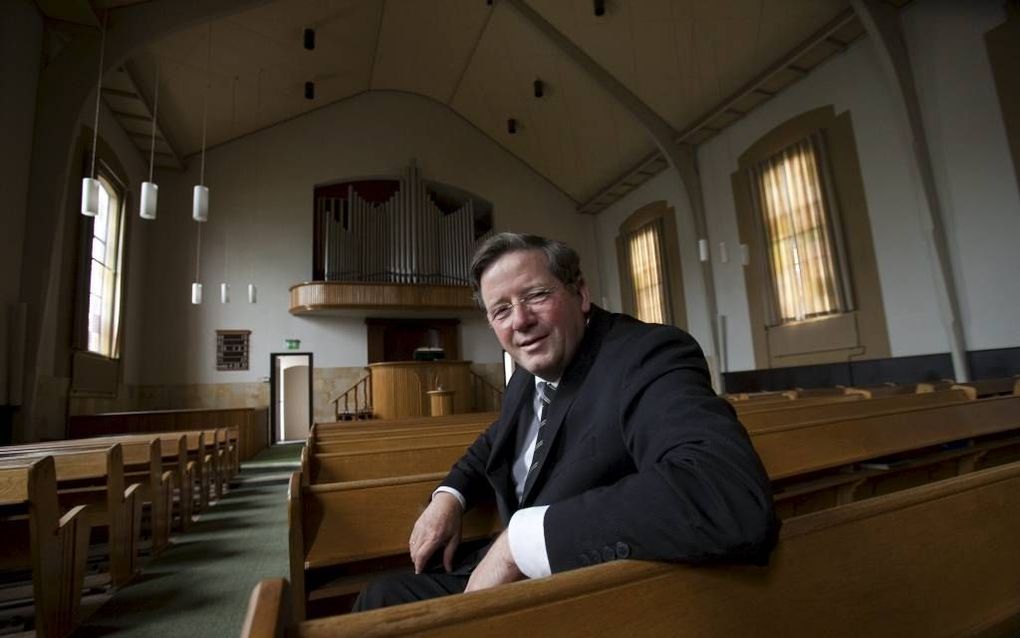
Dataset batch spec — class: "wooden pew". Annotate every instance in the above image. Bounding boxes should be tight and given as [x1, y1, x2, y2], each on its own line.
[312, 428, 485, 456]
[291, 395, 1020, 621]
[289, 471, 500, 621]
[0, 456, 90, 638]
[952, 375, 1020, 399]
[304, 393, 1020, 488]
[312, 413, 499, 439]
[307, 443, 469, 484]
[738, 387, 972, 432]
[0, 444, 142, 587]
[1, 437, 174, 553]
[250, 460, 1020, 638]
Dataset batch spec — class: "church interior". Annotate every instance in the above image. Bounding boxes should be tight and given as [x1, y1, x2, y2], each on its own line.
[1, 0, 1019, 635]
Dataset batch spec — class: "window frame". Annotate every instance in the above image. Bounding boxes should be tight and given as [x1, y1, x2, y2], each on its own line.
[732, 106, 890, 368]
[749, 131, 854, 326]
[615, 201, 687, 329]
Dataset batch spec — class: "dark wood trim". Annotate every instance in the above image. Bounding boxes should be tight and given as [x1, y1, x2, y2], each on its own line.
[723, 346, 1020, 392]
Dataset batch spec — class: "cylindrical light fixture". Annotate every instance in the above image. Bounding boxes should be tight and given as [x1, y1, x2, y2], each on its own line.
[220, 282, 230, 303]
[305, 81, 315, 100]
[81, 178, 100, 217]
[248, 283, 257, 304]
[698, 238, 710, 262]
[533, 79, 544, 98]
[740, 243, 751, 267]
[141, 61, 161, 220]
[140, 182, 158, 220]
[303, 28, 315, 50]
[191, 282, 203, 305]
[507, 118, 517, 134]
[194, 23, 212, 223]
[718, 241, 729, 264]
[193, 185, 209, 222]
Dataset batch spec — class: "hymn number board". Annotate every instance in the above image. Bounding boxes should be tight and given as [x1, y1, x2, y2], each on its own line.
[216, 330, 251, 371]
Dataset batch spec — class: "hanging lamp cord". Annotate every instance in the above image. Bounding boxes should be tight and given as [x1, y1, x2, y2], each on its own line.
[90, 10, 108, 179]
[148, 62, 160, 182]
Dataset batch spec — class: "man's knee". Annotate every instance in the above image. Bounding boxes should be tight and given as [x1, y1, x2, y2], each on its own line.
[352, 571, 466, 612]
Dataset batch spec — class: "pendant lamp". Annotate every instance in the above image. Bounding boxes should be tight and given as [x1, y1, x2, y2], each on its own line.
[194, 24, 212, 222]
[140, 62, 160, 220]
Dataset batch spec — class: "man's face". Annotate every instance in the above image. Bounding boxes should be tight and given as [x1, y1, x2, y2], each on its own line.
[479, 249, 591, 380]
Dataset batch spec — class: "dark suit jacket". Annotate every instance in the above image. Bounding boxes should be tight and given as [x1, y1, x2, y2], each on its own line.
[442, 306, 779, 573]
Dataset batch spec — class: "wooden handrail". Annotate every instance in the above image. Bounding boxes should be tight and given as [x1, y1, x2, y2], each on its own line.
[470, 371, 504, 412]
[332, 373, 373, 420]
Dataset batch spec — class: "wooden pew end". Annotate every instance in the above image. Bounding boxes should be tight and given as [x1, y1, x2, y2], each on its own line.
[241, 578, 292, 638]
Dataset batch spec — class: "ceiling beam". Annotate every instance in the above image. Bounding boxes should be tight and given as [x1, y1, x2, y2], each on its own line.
[852, 0, 969, 381]
[504, 0, 722, 390]
[579, 7, 860, 216]
[117, 62, 185, 170]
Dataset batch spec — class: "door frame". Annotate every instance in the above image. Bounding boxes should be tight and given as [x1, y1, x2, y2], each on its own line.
[269, 352, 314, 444]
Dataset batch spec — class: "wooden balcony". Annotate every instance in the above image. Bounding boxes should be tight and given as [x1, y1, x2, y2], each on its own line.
[289, 281, 478, 315]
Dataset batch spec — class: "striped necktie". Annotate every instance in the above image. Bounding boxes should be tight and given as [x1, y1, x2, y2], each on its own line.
[527, 381, 556, 482]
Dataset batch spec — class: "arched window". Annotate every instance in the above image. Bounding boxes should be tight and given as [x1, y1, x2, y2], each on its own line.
[616, 201, 687, 328]
[86, 173, 125, 358]
[733, 106, 889, 368]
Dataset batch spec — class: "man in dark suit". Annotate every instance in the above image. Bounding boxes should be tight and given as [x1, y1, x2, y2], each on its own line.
[354, 233, 778, 609]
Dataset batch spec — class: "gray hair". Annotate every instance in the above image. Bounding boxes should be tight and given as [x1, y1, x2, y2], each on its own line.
[469, 233, 583, 309]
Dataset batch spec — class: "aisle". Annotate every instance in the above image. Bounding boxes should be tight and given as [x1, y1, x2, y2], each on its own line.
[75, 443, 302, 637]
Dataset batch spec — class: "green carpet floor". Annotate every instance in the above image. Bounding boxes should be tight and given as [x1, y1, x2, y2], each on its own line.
[74, 443, 303, 637]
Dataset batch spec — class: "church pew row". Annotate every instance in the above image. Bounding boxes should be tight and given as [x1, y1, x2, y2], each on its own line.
[248, 460, 1020, 638]
[311, 412, 500, 437]
[0, 456, 90, 638]
[309, 387, 975, 461]
[0, 428, 229, 534]
[289, 395, 1020, 619]
[304, 387, 981, 469]
[0, 438, 173, 553]
[0, 444, 143, 587]
[303, 396, 1020, 494]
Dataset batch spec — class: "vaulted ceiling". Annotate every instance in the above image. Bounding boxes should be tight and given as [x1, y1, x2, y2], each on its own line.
[38, 0, 906, 212]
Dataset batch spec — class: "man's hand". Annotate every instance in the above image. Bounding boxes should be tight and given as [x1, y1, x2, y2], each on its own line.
[464, 530, 523, 593]
[409, 492, 463, 573]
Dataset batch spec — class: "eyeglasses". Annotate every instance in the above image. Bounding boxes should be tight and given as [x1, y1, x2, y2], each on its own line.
[486, 286, 558, 325]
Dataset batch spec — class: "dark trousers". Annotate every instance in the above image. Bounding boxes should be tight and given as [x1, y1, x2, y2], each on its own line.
[352, 539, 490, 612]
[352, 569, 469, 611]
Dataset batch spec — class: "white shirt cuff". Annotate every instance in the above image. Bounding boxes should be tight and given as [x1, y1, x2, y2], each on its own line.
[507, 505, 551, 578]
[432, 486, 466, 509]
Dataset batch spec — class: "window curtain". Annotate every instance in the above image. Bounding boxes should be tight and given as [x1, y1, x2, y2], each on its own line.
[750, 132, 851, 324]
[622, 220, 672, 325]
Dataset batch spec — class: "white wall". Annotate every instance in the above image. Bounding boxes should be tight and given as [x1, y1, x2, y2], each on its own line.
[594, 0, 1019, 372]
[138, 90, 591, 385]
[901, 0, 1020, 351]
[592, 171, 716, 358]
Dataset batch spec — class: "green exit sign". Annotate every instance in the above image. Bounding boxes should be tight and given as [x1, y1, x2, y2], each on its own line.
[285, 339, 301, 350]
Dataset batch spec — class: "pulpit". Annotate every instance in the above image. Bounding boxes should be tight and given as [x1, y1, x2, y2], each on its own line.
[368, 360, 473, 419]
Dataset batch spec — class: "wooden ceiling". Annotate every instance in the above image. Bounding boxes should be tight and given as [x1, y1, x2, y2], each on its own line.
[39, 0, 911, 213]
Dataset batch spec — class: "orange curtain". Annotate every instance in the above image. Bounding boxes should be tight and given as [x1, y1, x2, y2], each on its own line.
[752, 134, 847, 324]
[625, 221, 671, 325]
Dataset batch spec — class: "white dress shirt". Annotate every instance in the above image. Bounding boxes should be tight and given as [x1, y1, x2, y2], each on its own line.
[433, 376, 554, 578]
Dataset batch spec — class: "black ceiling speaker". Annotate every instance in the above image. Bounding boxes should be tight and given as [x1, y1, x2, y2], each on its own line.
[304, 28, 315, 50]
[593, 0, 605, 17]
[533, 79, 544, 98]
[507, 118, 517, 134]
[305, 81, 315, 100]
